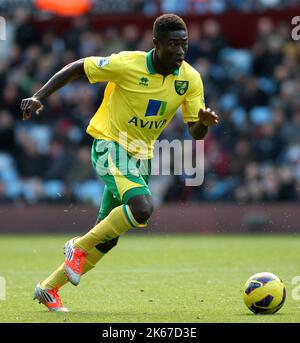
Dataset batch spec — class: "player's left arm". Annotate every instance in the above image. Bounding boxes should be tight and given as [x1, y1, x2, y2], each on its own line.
[187, 107, 219, 140]
[182, 72, 219, 140]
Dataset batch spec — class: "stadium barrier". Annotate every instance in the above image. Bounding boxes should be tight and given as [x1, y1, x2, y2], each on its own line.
[0, 203, 298, 233]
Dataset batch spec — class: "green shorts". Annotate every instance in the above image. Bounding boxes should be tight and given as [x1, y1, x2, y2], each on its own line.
[91, 139, 152, 219]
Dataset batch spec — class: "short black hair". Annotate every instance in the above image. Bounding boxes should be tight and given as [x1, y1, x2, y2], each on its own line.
[153, 14, 187, 40]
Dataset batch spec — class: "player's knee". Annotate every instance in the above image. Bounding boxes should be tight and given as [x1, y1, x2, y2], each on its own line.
[95, 237, 119, 254]
[128, 195, 153, 224]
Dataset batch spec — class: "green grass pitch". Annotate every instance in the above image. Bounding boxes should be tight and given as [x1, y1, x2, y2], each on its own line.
[0, 233, 300, 323]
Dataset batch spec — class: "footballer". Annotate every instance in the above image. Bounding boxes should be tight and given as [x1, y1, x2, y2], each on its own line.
[20, 14, 219, 311]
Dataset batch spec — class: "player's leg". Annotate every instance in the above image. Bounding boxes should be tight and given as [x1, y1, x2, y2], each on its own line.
[125, 158, 153, 225]
[35, 237, 105, 312]
[35, 141, 126, 302]
[39, 186, 120, 288]
[65, 140, 153, 285]
[38, 190, 152, 309]
[126, 194, 153, 224]
[74, 140, 153, 252]
[74, 193, 153, 252]
[63, 183, 126, 285]
[80, 186, 122, 273]
[34, 190, 152, 310]
[39, 232, 109, 291]
[35, 187, 121, 311]
[66, 197, 152, 285]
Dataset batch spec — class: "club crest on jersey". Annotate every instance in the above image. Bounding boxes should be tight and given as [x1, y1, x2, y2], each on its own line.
[97, 57, 109, 68]
[175, 80, 188, 95]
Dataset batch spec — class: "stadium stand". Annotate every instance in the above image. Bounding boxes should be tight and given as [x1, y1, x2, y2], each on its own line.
[0, 2, 300, 207]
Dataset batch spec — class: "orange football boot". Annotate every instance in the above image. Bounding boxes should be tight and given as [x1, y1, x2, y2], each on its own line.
[64, 237, 87, 286]
[33, 282, 69, 312]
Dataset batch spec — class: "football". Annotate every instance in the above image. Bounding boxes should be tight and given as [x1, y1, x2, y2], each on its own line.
[243, 272, 286, 314]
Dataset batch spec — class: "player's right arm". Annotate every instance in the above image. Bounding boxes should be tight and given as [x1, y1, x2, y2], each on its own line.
[21, 53, 127, 120]
[21, 59, 85, 120]
[21, 53, 124, 120]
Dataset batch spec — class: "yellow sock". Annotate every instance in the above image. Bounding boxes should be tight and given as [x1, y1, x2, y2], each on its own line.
[82, 247, 105, 274]
[41, 247, 105, 289]
[41, 264, 67, 289]
[40, 204, 143, 290]
[75, 204, 144, 252]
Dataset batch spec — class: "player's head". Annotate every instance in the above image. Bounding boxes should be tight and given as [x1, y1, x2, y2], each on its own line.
[153, 14, 188, 70]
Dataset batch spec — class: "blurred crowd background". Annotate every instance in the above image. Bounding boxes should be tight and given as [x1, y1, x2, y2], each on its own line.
[0, 0, 300, 207]
[0, 0, 300, 15]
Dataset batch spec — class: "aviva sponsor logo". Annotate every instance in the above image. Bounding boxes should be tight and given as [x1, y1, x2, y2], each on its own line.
[145, 99, 167, 117]
[128, 99, 168, 129]
[128, 117, 167, 129]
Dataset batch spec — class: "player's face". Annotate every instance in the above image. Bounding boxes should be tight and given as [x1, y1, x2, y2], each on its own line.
[156, 30, 188, 70]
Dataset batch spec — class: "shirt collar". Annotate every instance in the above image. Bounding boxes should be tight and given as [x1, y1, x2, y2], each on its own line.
[146, 49, 180, 76]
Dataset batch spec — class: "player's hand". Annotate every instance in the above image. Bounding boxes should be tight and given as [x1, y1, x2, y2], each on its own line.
[198, 108, 219, 127]
[21, 97, 44, 121]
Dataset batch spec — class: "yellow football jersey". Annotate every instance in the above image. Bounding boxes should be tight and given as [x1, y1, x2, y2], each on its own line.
[84, 50, 205, 159]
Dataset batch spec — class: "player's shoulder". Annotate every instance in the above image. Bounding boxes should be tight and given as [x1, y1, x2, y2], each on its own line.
[112, 50, 146, 63]
[180, 60, 202, 81]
